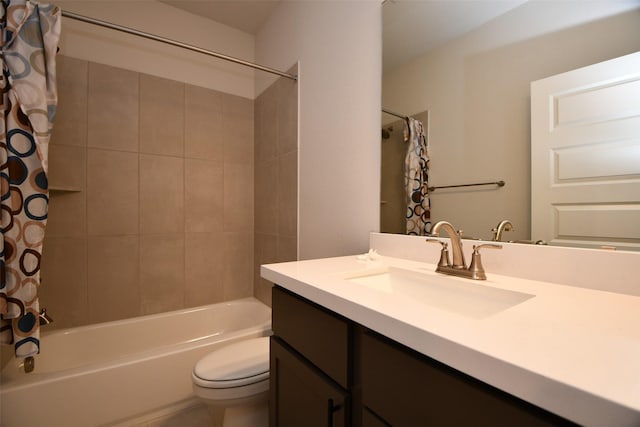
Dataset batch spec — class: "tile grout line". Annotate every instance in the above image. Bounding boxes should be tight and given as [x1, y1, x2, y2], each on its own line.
[137, 72, 142, 316]
[84, 60, 90, 322]
[182, 81, 187, 308]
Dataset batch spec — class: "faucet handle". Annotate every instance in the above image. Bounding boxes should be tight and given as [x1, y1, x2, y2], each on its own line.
[425, 238, 450, 268]
[468, 244, 502, 280]
[473, 243, 502, 253]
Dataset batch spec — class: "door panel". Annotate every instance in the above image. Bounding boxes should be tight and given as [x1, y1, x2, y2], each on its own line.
[531, 52, 640, 250]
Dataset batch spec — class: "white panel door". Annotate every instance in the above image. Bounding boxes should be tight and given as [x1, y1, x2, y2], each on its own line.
[531, 52, 640, 251]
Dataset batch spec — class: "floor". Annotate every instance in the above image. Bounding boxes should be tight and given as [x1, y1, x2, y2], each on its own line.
[123, 402, 215, 427]
[144, 404, 212, 427]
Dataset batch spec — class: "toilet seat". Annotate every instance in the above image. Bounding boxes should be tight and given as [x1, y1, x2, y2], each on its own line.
[193, 336, 270, 389]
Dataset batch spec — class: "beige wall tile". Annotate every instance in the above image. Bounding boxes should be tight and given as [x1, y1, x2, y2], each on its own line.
[277, 76, 298, 156]
[221, 92, 253, 117]
[39, 237, 88, 329]
[140, 154, 184, 234]
[140, 234, 185, 315]
[223, 113, 254, 166]
[223, 231, 253, 300]
[43, 58, 281, 329]
[140, 75, 185, 157]
[185, 159, 223, 233]
[277, 235, 298, 264]
[47, 145, 87, 237]
[254, 159, 278, 234]
[88, 63, 138, 152]
[254, 87, 277, 163]
[87, 149, 139, 236]
[222, 93, 254, 165]
[87, 236, 140, 323]
[254, 233, 277, 306]
[52, 56, 87, 147]
[47, 191, 86, 238]
[224, 164, 254, 232]
[253, 74, 298, 305]
[48, 144, 85, 191]
[185, 84, 223, 163]
[185, 232, 224, 307]
[278, 150, 298, 238]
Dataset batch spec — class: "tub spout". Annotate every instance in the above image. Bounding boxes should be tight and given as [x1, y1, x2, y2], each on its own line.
[24, 356, 35, 373]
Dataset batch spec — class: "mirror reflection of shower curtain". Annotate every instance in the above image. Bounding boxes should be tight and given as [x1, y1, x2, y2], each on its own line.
[404, 117, 431, 235]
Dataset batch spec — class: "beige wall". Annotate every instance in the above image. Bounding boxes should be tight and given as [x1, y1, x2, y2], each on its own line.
[383, 2, 640, 241]
[256, 1, 382, 259]
[43, 56, 255, 328]
[56, 1, 255, 98]
[254, 66, 299, 306]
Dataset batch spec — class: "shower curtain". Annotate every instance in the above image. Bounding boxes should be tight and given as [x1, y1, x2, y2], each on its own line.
[404, 117, 430, 235]
[1, 0, 60, 357]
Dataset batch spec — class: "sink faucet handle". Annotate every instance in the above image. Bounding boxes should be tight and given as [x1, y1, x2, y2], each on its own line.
[425, 238, 450, 267]
[473, 243, 503, 252]
[468, 244, 502, 280]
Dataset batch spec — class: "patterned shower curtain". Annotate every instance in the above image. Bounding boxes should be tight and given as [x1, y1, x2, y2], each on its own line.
[404, 117, 430, 235]
[0, 0, 60, 358]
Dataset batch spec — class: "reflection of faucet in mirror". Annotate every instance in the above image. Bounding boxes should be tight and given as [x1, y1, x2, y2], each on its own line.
[492, 220, 514, 242]
[427, 220, 502, 280]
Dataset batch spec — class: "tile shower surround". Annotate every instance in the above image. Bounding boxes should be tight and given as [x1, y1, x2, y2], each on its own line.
[253, 65, 298, 306]
[42, 56, 297, 328]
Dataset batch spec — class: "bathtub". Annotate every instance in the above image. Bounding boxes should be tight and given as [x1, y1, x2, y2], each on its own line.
[0, 297, 271, 427]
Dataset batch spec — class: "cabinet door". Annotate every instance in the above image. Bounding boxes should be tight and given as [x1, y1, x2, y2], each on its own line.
[270, 337, 349, 427]
[272, 286, 350, 388]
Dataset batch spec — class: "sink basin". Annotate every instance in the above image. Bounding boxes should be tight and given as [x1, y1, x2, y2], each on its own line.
[345, 267, 534, 319]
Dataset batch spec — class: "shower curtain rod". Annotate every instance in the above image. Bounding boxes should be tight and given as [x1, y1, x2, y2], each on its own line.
[382, 108, 409, 120]
[60, 10, 298, 81]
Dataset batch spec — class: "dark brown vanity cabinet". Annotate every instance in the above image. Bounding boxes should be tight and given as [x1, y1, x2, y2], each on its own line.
[271, 286, 577, 427]
[270, 286, 351, 427]
[270, 339, 348, 426]
[360, 331, 576, 427]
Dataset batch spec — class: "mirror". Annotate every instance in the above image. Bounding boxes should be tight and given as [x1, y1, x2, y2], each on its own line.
[381, 1, 640, 247]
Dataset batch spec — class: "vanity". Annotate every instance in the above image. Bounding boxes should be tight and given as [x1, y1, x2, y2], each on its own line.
[262, 233, 640, 426]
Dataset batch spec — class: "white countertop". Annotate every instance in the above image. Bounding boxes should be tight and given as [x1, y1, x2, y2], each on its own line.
[261, 254, 640, 427]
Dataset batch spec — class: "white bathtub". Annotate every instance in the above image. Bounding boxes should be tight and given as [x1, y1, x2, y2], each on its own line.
[0, 297, 271, 427]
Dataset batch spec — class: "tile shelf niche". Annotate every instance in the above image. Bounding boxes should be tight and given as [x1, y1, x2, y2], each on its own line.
[49, 186, 82, 193]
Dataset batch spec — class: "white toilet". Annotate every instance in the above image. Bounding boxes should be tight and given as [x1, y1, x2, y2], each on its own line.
[192, 336, 270, 427]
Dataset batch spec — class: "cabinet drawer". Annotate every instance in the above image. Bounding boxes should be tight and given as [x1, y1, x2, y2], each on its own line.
[272, 286, 349, 388]
[361, 330, 575, 427]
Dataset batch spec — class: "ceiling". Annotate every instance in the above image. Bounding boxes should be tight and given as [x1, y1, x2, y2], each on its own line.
[159, 0, 280, 34]
[161, 0, 527, 73]
[382, 0, 527, 72]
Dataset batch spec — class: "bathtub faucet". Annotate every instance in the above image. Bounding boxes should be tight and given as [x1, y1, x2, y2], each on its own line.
[39, 308, 53, 326]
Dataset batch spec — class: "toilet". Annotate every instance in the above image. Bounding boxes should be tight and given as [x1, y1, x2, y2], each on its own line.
[192, 336, 270, 427]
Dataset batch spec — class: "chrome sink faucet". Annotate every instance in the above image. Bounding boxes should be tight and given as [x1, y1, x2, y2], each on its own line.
[492, 219, 514, 242]
[427, 220, 501, 280]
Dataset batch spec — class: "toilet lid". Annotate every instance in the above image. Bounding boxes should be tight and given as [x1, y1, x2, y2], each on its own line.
[193, 336, 270, 389]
